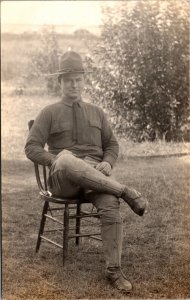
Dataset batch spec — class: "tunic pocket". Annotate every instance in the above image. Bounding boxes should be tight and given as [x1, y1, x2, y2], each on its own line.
[88, 120, 102, 147]
[48, 121, 73, 148]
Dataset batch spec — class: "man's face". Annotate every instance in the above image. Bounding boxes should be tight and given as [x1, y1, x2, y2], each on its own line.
[60, 73, 85, 100]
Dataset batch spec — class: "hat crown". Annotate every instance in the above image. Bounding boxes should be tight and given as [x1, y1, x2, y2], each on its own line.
[59, 51, 84, 72]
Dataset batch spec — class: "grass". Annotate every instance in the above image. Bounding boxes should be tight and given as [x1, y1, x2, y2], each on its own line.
[2, 80, 190, 299]
[118, 138, 190, 159]
[2, 156, 190, 299]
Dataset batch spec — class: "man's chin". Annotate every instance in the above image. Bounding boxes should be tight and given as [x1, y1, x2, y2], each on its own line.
[62, 92, 81, 100]
[69, 93, 80, 99]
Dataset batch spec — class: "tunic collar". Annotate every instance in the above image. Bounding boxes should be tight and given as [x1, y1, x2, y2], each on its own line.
[61, 97, 83, 107]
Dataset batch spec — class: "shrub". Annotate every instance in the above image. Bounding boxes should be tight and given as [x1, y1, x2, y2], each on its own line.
[85, 0, 190, 141]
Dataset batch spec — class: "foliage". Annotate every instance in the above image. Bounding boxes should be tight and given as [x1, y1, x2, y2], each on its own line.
[28, 26, 63, 94]
[85, 0, 190, 141]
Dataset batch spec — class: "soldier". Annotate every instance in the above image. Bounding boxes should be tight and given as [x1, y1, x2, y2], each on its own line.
[25, 51, 148, 293]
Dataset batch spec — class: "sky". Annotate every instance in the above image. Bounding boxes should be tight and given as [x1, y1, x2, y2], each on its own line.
[1, 1, 116, 27]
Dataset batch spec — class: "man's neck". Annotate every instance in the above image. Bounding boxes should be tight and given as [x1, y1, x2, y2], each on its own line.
[62, 96, 81, 105]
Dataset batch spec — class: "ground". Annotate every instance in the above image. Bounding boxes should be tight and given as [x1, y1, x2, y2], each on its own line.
[2, 156, 190, 299]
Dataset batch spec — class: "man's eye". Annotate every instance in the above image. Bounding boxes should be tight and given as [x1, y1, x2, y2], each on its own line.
[64, 79, 70, 83]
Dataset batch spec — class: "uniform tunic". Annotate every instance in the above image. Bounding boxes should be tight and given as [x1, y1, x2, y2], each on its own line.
[25, 99, 119, 167]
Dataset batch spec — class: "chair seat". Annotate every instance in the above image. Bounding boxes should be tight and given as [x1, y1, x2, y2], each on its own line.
[39, 191, 92, 204]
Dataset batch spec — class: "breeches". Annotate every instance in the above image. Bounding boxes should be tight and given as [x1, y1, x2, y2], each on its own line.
[48, 150, 123, 268]
[48, 150, 122, 222]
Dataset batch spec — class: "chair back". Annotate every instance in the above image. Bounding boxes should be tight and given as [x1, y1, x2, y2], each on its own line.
[28, 120, 48, 195]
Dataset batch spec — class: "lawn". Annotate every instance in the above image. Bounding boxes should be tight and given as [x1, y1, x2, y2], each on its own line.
[2, 81, 190, 299]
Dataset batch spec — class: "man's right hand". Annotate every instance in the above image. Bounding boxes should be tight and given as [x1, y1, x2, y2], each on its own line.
[95, 161, 112, 176]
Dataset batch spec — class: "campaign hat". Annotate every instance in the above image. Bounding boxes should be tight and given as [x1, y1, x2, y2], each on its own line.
[48, 51, 91, 76]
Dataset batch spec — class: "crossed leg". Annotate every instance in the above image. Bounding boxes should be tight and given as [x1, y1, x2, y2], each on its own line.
[48, 150, 125, 198]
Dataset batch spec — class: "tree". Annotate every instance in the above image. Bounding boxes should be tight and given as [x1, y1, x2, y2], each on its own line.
[73, 28, 95, 38]
[85, 0, 190, 141]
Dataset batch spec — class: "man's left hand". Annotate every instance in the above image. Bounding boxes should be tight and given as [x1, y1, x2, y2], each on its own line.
[96, 161, 112, 176]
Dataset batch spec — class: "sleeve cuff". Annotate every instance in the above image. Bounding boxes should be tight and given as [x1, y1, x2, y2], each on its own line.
[103, 154, 117, 168]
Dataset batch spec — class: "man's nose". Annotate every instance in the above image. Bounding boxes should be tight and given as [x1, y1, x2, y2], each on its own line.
[71, 80, 77, 88]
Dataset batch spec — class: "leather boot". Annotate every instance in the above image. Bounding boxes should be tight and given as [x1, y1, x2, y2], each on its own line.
[121, 187, 148, 216]
[106, 267, 132, 293]
[101, 220, 123, 268]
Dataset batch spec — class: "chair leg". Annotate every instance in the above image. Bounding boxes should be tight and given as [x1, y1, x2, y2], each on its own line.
[36, 201, 49, 252]
[76, 203, 81, 245]
[63, 204, 69, 265]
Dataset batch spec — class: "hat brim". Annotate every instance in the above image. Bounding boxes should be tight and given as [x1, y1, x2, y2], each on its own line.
[45, 70, 92, 77]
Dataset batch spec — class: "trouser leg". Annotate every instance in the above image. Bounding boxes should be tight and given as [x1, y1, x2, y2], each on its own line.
[49, 151, 125, 198]
[86, 192, 123, 269]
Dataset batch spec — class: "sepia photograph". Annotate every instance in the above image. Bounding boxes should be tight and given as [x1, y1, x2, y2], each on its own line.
[1, 0, 190, 299]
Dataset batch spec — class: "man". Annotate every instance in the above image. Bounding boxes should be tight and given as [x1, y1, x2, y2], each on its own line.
[25, 51, 148, 293]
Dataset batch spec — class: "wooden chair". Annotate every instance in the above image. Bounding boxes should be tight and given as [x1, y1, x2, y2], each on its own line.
[28, 120, 101, 265]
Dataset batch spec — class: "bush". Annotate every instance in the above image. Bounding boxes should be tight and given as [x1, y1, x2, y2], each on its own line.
[85, 0, 190, 141]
